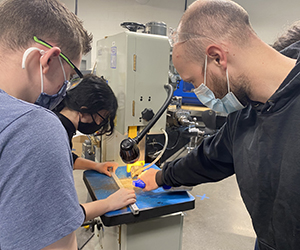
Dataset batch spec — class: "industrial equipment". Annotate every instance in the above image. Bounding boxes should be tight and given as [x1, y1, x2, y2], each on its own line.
[173, 79, 203, 106]
[76, 12, 232, 246]
[95, 29, 170, 166]
[119, 83, 173, 166]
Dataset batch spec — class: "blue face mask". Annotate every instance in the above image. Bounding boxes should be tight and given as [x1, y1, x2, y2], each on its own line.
[22, 47, 69, 110]
[194, 55, 245, 114]
[34, 78, 68, 110]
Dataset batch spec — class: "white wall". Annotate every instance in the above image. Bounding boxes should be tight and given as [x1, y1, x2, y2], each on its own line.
[0, 0, 293, 68]
[235, 0, 300, 45]
[61, 0, 190, 67]
[59, 0, 300, 68]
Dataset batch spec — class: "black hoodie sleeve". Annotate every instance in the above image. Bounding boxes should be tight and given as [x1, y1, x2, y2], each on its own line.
[158, 121, 235, 187]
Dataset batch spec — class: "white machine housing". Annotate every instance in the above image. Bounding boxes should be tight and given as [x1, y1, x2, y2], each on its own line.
[96, 31, 170, 164]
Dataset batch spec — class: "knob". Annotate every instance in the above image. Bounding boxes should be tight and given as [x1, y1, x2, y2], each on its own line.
[141, 108, 154, 121]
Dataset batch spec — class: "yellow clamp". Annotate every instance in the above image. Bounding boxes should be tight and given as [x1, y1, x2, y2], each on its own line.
[126, 160, 145, 173]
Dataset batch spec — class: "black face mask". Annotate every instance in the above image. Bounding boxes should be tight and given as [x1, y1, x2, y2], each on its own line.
[78, 120, 103, 135]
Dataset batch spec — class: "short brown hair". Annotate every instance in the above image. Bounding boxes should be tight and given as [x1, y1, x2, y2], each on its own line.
[179, 0, 255, 61]
[0, 0, 92, 60]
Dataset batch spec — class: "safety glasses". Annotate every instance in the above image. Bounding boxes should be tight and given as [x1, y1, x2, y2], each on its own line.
[91, 111, 110, 135]
[33, 36, 83, 79]
[93, 112, 108, 126]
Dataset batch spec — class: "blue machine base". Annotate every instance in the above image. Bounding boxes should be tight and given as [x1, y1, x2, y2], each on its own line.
[83, 165, 195, 226]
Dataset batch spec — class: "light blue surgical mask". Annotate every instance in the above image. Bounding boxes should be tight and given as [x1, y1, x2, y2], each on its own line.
[22, 47, 69, 110]
[194, 55, 245, 114]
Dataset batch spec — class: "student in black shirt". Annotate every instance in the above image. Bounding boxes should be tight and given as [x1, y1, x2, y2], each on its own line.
[54, 74, 118, 176]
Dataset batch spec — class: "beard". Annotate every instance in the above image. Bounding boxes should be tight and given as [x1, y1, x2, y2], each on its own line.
[207, 72, 250, 106]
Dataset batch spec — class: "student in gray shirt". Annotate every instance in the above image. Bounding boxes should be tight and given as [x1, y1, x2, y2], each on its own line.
[0, 1, 136, 249]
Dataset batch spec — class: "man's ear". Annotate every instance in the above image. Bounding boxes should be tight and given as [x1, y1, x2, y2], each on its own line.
[206, 45, 227, 70]
[40, 47, 61, 74]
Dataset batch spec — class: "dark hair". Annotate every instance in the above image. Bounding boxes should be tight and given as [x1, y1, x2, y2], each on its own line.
[56, 74, 118, 136]
[272, 21, 300, 54]
[0, 0, 92, 59]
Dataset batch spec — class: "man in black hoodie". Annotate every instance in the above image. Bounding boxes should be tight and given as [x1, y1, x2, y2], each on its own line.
[139, 0, 300, 249]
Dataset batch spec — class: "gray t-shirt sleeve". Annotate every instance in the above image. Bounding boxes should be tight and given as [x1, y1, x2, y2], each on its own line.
[0, 108, 84, 249]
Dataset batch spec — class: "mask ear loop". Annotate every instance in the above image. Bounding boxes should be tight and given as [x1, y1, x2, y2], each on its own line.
[22, 47, 45, 93]
[78, 112, 82, 129]
[21, 47, 44, 69]
[203, 55, 207, 86]
[226, 67, 230, 93]
[58, 56, 67, 81]
[39, 61, 44, 93]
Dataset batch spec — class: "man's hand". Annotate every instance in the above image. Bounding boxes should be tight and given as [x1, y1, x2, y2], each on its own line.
[138, 168, 159, 191]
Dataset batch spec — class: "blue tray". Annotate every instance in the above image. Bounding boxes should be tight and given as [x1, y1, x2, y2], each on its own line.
[83, 165, 195, 226]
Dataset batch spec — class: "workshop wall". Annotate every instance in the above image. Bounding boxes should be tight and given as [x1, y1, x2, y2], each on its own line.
[59, 0, 300, 69]
[61, 0, 189, 67]
[235, 0, 300, 46]
[0, 0, 291, 68]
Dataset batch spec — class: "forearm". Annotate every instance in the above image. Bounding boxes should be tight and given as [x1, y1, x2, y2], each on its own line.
[80, 188, 136, 222]
[73, 157, 97, 171]
[73, 158, 118, 177]
[81, 199, 110, 222]
[161, 135, 235, 187]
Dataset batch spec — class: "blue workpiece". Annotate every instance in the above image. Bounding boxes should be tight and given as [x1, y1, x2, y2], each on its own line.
[83, 165, 195, 226]
[132, 179, 146, 189]
[132, 179, 192, 192]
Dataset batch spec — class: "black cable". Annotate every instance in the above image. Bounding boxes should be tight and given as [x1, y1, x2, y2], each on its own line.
[166, 129, 181, 150]
[134, 83, 174, 144]
[148, 130, 181, 151]
[120, 84, 174, 163]
[78, 233, 95, 250]
[75, 0, 78, 15]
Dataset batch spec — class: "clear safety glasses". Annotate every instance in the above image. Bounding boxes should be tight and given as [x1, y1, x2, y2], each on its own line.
[168, 27, 214, 47]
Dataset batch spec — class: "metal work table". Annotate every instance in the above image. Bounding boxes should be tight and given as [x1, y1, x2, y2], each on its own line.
[83, 165, 195, 226]
[83, 165, 195, 250]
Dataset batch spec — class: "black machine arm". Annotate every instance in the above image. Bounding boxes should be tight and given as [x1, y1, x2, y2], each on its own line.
[120, 83, 174, 164]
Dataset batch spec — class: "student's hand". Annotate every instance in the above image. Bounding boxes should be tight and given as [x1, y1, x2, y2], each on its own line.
[138, 168, 159, 191]
[81, 188, 136, 220]
[106, 188, 136, 211]
[95, 161, 118, 176]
